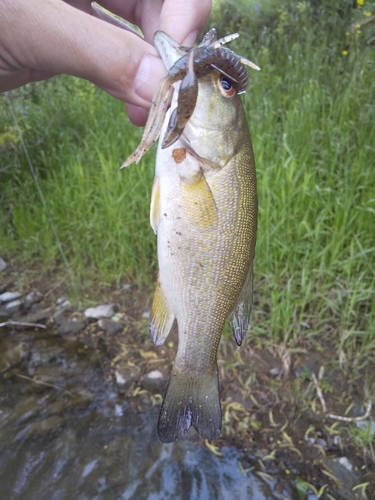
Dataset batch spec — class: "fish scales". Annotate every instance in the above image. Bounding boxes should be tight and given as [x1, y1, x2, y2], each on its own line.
[122, 29, 258, 443]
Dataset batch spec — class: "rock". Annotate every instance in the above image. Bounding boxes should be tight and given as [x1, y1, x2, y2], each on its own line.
[324, 456, 363, 496]
[0, 258, 7, 272]
[333, 435, 341, 446]
[114, 363, 140, 389]
[0, 342, 30, 372]
[269, 367, 280, 377]
[355, 419, 375, 437]
[55, 299, 72, 312]
[57, 319, 86, 336]
[0, 308, 9, 318]
[56, 295, 69, 306]
[98, 318, 124, 336]
[337, 456, 353, 472]
[0, 291, 22, 304]
[24, 290, 43, 308]
[29, 344, 65, 367]
[306, 494, 318, 500]
[17, 309, 51, 325]
[53, 295, 72, 318]
[121, 283, 133, 292]
[84, 304, 115, 320]
[5, 299, 22, 315]
[316, 438, 328, 450]
[141, 370, 166, 392]
[142, 309, 150, 320]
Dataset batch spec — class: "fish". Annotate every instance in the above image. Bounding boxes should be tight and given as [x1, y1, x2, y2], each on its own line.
[122, 29, 259, 443]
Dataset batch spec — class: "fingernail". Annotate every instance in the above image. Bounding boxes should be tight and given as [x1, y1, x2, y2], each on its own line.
[134, 54, 167, 104]
[182, 30, 199, 47]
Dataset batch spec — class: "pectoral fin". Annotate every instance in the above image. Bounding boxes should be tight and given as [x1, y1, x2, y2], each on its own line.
[150, 279, 175, 346]
[230, 265, 254, 346]
[150, 177, 160, 234]
[181, 171, 217, 228]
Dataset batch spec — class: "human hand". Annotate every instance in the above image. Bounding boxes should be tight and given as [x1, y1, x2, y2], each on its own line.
[0, 0, 212, 125]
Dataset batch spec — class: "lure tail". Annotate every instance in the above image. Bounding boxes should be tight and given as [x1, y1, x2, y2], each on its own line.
[157, 369, 222, 443]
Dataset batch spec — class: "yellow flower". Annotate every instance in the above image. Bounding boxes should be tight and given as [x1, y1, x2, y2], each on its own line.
[364, 11, 372, 17]
[342, 50, 348, 56]
[345, 31, 350, 36]
[355, 23, 361, 28]
[357, 0, 364, 5]
[357, 29, 362, 34]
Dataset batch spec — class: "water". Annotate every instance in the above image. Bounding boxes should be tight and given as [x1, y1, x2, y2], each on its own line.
[0, 329, 293, 500]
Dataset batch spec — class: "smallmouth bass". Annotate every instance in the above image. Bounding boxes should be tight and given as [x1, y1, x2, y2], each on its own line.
[123, 29, 259, 443]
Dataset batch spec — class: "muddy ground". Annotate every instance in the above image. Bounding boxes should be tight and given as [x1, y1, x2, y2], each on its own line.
[1, 262, 374, 500]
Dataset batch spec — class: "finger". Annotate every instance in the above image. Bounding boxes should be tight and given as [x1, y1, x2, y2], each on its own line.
[98, 0, 212, 46]
[90, 4, 143, 39]
[125, 103, 150, 126]
[98, 0, 164, 43]
[159, 0, 212, 46]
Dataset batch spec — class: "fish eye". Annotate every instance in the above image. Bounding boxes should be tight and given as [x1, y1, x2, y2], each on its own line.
[218, 75, 237, 98]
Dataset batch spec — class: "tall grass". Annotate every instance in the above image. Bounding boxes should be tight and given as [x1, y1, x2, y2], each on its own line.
[210, 0, 375, 359]
[1, 1, 374, 358]
[1, 78, 157, 285]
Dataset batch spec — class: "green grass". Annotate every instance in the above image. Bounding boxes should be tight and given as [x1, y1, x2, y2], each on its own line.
[1, 78, 157, 286]
[1, 1, 374, 362]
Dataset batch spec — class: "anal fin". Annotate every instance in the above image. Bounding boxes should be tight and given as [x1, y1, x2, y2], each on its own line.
[230, 264, 254, 346]
[150, 279, 174, 346]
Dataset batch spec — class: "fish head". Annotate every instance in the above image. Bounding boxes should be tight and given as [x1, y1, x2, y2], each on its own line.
[154, 30, 258, 168]
[180, 69, 248, 169]
[121, 29, 259, 168]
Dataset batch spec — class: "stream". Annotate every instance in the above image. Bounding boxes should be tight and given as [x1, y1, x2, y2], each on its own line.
[0, 328, 298, 500]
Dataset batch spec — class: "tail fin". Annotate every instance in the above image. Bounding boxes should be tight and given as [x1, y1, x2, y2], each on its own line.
[157, 370, 222, 443]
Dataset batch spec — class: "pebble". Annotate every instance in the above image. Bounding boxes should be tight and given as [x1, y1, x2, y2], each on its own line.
[337, 456, 353, 472]
[142, 309, 150, 320]
[98, 318, 124, 336]
[24, 290, 43, 308]
[333, 435, 341, 446]
[324, 456, 361, 493]
[56, 295, 69, 306]
[57, 319, 86, 336]
[269, 367, 280, 377]
[121, 284, 133, 292]
[0, 258, 7, 272]
[21, 309, 51, 324]
[84, 304, 115, 320]
[141, 370, 166, 392]
[5, 299, 22, 315]
[355, 419, 375, 437]
[0, 291, 22, 304]
[0, 342, 30, 373]
[55, 299, 72, 313]
[114, 363, 140, 390]
[316, 438, 328, 450]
